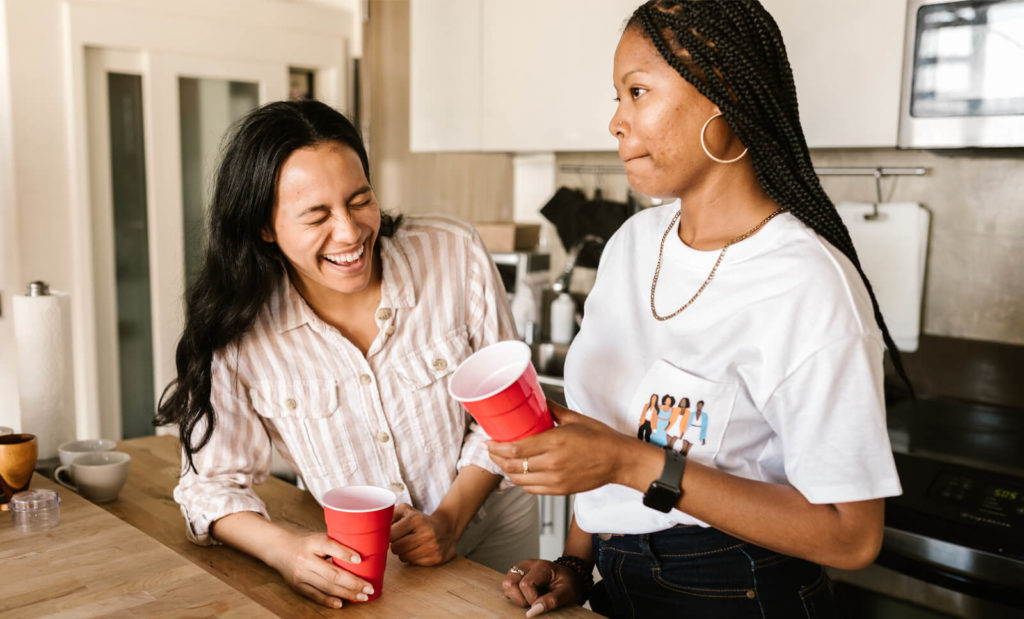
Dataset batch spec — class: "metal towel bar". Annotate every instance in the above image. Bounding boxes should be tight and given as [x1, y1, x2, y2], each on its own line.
[814, 167, 928, 220]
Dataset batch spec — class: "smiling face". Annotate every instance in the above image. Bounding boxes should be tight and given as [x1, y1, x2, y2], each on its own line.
[263, 141, 381, 310]
[609, 26, 720, 199]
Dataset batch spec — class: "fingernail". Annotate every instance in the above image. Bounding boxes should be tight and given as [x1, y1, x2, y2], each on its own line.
[357, 593, 368, 602]
[526, 602, 544, 618]
[350, 555, 361, 564]
[333, 599, 343, 608]
[363, 585, 374, 595]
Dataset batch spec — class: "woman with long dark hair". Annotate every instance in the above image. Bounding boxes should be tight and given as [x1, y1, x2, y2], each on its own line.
[157, 99, 537, 608]
[488, 2, 907, 617]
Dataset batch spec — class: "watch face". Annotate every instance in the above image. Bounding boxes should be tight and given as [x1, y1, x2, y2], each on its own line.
[643, 482, 679, 513]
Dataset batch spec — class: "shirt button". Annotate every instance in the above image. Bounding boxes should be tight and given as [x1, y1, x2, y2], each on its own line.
[390, 482, 405, 493]
[376, 431, 390, 443]
[284, 398, 297, 410]
[432, 358, 447, 371]
[376, 308, 392, 321]
[384, 325, 396, 336]
[359, 374, 372, 385]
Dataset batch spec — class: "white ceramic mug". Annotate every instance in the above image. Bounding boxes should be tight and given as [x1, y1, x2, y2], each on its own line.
[58, 438, 117, 469]
[54, 451, 131, 503]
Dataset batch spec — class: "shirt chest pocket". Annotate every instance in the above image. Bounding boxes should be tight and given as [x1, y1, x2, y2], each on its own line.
[392, 328, 472, 390]
[630, 360, 738, 466]
[389, 329, 474, 438]
[248, 380, 341, 476]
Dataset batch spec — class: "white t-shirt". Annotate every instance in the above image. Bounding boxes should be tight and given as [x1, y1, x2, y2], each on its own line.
[567, 203, 902, 535]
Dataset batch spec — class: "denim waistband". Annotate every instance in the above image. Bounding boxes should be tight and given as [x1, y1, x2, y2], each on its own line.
[595, 525, 777, 562]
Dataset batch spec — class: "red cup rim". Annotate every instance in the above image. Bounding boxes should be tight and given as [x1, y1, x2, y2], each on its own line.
[322, 485, 397, 513]
[448, 340, 531, 403]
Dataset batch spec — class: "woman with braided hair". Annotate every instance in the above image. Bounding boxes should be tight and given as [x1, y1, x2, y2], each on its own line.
[486, 1, 906, 617]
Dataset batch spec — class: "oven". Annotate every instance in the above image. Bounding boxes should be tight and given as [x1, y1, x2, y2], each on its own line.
[829, 396, 1024, 618]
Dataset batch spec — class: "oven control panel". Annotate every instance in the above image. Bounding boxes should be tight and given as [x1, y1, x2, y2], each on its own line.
[929, 471, 1024, 528]
[888, 452, 1023, 559]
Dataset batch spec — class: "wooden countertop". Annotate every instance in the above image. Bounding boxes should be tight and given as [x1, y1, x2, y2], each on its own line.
[0, 474, 270, 617]
[90, 435, 596, 617]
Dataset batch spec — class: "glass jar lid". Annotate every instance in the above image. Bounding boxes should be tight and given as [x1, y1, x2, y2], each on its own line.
[9, 489, 61, 512]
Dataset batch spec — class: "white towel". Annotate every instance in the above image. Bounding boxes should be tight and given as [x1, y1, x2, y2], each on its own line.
[837, 202, 930, 352]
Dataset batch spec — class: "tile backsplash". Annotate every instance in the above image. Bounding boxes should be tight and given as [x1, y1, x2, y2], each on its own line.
[555, 149, 1024, 346]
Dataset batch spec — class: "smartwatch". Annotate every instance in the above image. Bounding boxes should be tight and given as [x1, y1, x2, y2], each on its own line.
[642, 448, 686, 513]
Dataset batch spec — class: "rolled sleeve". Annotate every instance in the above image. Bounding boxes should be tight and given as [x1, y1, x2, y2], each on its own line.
[457, 419, 504, 477]
[172, 347, 274, 545]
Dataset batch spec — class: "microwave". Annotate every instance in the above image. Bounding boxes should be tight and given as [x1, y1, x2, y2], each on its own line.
[899, 0, 1024, 148]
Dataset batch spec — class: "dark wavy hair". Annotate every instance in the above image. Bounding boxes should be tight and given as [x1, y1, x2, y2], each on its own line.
[155, 99, 400, 473]
[628, 0, 912, 392]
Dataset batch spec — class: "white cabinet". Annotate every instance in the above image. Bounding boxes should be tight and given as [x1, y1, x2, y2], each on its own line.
[409, 0, 482, 151]
[410, 0, 633, 152]
[478, 0, 627, 152]
[410, 0, 905, 151]
[763, 0, 907, 148]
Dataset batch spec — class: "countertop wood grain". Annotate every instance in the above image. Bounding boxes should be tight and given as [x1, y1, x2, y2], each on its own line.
[0, 474, 271, 617]
[92, 435, 597, 618]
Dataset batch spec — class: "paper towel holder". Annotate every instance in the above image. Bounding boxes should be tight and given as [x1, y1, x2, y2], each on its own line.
[26, 281, 51, 297]
[1, 282, 52, 316]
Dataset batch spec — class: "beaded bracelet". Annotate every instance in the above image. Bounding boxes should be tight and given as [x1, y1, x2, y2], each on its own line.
[553, 555, 595, 590]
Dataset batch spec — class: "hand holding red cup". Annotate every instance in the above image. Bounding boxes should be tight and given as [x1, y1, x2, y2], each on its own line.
[322, 486, 397, 601]
[448, 340, 554, 442]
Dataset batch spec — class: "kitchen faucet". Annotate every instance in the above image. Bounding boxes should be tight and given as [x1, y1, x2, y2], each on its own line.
[552, 234, 605, 294]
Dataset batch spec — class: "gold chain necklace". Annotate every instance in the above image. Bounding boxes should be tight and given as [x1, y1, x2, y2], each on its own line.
[650, 206, 787, 321]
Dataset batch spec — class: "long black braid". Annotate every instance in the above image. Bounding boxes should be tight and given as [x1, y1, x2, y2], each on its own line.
[629, 0, 913, 393]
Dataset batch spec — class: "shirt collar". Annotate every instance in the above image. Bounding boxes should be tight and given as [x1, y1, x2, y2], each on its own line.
[378, 233, 416, 310]
[276, 272, 315, 334]
[273, 232, 417, 334]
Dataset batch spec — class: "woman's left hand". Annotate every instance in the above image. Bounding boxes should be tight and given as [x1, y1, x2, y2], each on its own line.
[487, 401, 633, 495]
[389, 504, 457, 566]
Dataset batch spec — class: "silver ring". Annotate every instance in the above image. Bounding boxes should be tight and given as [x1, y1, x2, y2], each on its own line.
[522, 458, 529, 474]
[509, 565, 525, 577]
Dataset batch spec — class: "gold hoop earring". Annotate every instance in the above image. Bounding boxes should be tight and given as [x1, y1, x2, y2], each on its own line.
[700, 112, 748, 164]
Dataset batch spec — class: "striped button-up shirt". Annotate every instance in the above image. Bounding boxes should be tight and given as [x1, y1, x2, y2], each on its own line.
[173, 216, 516, 544]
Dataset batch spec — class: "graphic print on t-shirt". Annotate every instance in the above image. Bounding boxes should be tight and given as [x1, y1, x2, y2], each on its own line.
[631, 360, 738, 463]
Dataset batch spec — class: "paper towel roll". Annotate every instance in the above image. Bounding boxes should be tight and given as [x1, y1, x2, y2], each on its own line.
[12, 290, 76, 459]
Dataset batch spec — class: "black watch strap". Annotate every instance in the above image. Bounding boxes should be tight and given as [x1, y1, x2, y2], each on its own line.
[642, 448, 686, 513]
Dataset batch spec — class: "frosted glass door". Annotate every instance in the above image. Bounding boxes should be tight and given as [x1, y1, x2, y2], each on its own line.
[106, 72, 155, 439]
[179, 78, 260, 292]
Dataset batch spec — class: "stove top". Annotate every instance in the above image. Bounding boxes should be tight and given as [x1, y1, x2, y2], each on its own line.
[880, 396, 1024, 601]
[887, 396, 1024, 477]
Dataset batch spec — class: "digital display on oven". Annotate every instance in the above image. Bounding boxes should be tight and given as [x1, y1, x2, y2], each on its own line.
[992, 487, 1020, 501]
[929, 471, 1024, 525]
[911, 0, 1024, 117]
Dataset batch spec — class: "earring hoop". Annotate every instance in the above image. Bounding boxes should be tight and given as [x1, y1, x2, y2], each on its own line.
[700, 112, 748, 164]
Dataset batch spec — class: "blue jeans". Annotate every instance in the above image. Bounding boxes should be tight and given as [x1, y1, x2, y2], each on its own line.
[589, 526, 836, 619]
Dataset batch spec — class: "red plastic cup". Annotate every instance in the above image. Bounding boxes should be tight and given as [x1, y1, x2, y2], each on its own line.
[448, 340, 554, 442]
[322, 486, 397, 601]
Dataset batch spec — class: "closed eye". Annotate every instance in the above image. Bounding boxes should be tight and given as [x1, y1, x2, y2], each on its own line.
[299, 205, 330, 225]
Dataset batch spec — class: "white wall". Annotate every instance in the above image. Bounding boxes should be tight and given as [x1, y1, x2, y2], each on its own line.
[305, 0, 364, 56]
[0, 0, 21, 431]
[1, 0, 72, 432]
